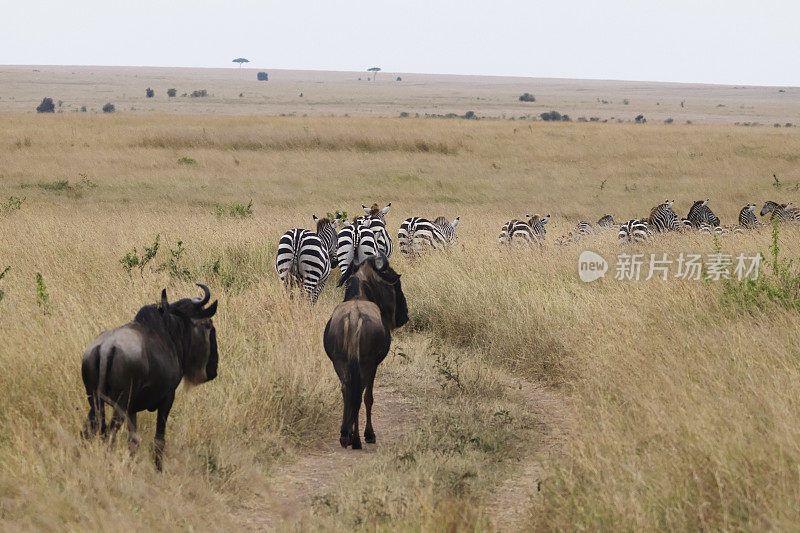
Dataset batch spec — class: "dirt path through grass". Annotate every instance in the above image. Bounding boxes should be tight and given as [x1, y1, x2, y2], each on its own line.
[236, 361, 571, 531]
[486, 377, 574, 531]
[239, 385, 416, 530]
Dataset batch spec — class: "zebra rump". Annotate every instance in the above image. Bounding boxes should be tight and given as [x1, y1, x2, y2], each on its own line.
[275, 228, 331, 302]
[337, 220, 379, 275]
[618, 219, 650, 243]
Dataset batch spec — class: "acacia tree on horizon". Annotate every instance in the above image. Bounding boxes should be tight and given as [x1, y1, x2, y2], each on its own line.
[232, 57, 250, 68]
[367, 67, 381, 81]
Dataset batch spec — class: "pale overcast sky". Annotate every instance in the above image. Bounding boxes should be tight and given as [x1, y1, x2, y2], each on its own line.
[1, 0, 798, 86]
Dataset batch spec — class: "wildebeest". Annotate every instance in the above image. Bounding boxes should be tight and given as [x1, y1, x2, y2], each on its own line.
[81, 284, 219, 470]
[323, 254, 408, 449]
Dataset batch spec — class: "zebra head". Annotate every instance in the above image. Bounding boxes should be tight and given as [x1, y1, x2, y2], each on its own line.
[747, 203, 756, 213]
[761, 201, 780, 217]
[362, 202, 391, 222]
[597, 214, 615, 227]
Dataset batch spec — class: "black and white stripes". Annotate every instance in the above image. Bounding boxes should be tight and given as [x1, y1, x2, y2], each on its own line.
[275, 228, 331, 303]
[398, 216, 460, 253]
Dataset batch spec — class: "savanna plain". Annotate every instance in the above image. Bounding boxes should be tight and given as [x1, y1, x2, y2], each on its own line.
[2, 104, 800, 531]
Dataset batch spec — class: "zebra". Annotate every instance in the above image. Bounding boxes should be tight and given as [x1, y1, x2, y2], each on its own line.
[275, 228, 331, 303]
[499, 214, 550, 245]
[360, 203, 393, 256]
[686, 199, 721, 228]
[336, 218, 378, 275]
[597, 215, 616, 227]
[760, 201, 800, 222]
[575, 221, 594, 235]
[398, 216, 459, 253]
[739, 203, 759, 228]
[648, 200, 681, 232]
[312, 215, 341, 267]
[680, 217, 693, 230]
[618, 219, 650, 243]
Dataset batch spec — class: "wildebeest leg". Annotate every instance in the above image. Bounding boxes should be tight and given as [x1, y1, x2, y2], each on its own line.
[107, 406, 124, 445]
[339, 382, 349, 448]
[363, 366, 377, 444]
[82, 393, 103, 439]
[126, 410, 139, 456]
[154, 392, 174, 472]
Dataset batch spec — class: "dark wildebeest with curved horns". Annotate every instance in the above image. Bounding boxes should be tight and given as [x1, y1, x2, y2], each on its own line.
[324, 253, 408, 449]
[81, 284, 219, 470]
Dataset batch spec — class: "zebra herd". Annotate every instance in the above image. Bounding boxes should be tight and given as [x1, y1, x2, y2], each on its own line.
[276, 203, 460, 301]
[276, 199, 799, 301]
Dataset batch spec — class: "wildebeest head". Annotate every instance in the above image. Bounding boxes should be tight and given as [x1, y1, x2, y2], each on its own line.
[160, 284, 219, 385]
[338, 253, 408, 329]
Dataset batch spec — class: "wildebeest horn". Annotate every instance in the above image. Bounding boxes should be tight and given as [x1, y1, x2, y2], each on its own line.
[195, 300, 218, 319]
[161, 289, 169, 311]
[194, 284, 211, 306]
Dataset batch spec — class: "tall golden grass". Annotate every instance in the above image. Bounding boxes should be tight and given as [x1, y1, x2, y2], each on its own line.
[2, 114, 800, 530]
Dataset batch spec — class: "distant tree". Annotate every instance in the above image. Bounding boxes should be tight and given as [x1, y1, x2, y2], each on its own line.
[396, 76, 402, 82]
[232, 58, 250, 68]
[464, 110, 476, 120]
[36, 97, 55, 113]
[519, 92, 536, 102]
[635, 114, 646, 123]
[664, 117, 674, 124]
[145, 87, 155, 98]
[167, 88, 177, 97]
[367, 67, 381, 81]
[257, 71, 269, 81]
[80, 106, 87, 112]
[190, 89, 208, 98]
[102, 103, 115, 113]
[539, 110, 562, 121]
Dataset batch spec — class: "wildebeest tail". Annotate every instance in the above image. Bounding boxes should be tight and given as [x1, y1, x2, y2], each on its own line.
[343, 317, 363, 434]
[97, 344, 115, 404]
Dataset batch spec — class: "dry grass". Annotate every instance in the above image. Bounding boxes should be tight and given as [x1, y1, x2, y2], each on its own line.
[2, 113, 800, 530]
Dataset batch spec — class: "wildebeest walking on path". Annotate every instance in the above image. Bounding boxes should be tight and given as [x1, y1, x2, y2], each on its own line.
[81, 284, 219, 470]
[323, 254, 408, 449]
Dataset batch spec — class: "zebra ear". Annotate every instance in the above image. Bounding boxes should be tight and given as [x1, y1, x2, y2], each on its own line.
[525, 214, 532, 223]
[312, 214, 319, 222]
[332, 218, 340, 228]
[362, 205, 370, 214]
[702, 199, 709, 206]
[381, 203, 391, 215]
[451, 217, 460, 228]
[542, 215, 551, 224]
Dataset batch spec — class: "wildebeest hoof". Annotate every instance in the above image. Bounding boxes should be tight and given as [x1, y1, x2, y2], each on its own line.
[364, 431, 376, 444]
[351, 438, 362, 450]
[339, 435, 349, 448]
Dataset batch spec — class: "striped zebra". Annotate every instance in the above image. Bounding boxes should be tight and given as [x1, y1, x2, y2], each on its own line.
[686, 199, 721, 228]
[275, 228, 331, 303]
[597, 214, 616, 227]
[575, 221, 594, 235]
[618, 219, 650, 243]
[360, 203, 393, 256]
[680, 217, 693, 230]
[499, 214, 550, 245]
[336, 218, 379, 275]
[739, 203, 759, 228]
[398, 216, 460, 253]
[648, 200, 681, 232]
[760, 201, 800, 222]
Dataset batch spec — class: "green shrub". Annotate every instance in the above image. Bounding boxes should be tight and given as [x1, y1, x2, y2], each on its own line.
[36, 98, 55, 113]
[216, 200, 253, 219]
[119, 235, 160, 277]
[722, 220, 800, 312]
[178, 156, 196, 165]
[167, 88, 177, 97]
[145, 88, 155, 98]
[102, 103, 115, 113]
[518, 93, 536, 102]
[35, 272, 50, 314]
[0, 266, 10, 302]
